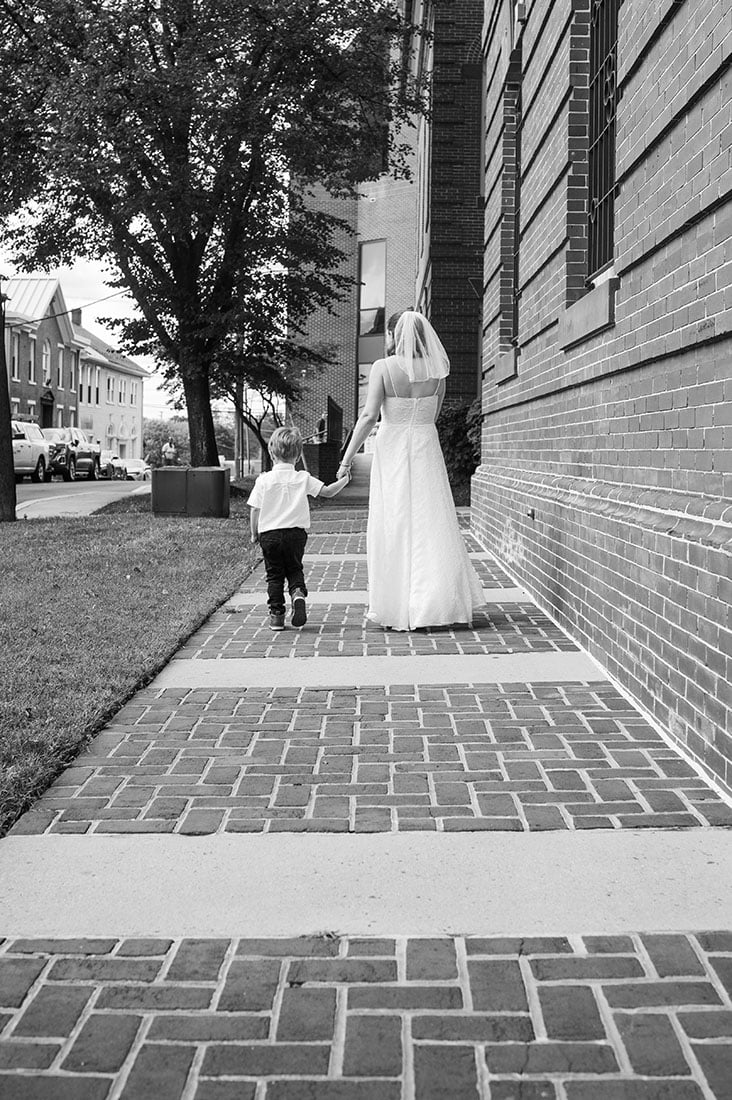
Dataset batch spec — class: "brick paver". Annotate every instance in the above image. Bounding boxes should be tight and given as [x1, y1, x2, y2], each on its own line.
[236, 555, 516, 593]
[13, 681, 732, 836]
[307, 532, 487, 556]
[176, 604, 576, 660]
[309, 509, 369, 534]
[0, 935, 729, 1098]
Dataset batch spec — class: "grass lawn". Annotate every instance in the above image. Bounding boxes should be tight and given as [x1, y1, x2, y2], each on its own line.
[0, 508, 257, 836]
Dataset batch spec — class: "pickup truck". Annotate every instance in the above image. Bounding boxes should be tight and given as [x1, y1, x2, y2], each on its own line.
[11, 420, 51, 482]
[42, 426, 102, 481]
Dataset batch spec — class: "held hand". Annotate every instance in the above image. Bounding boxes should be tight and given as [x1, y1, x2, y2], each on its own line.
[336, 464, 351, 480]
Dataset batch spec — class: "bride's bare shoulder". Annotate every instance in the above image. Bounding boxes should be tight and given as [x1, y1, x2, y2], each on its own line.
[369, 358, 392, 384]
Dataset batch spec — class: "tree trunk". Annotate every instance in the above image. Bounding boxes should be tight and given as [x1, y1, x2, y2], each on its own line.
[0, 294, 18, 522]
[233, 379, 244, 479]
[180, 354, 220, 466]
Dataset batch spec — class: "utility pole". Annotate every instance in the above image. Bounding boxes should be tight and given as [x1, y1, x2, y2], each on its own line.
[234, 378, 244, 480]
[0, 276, 18, 522]
[245, 394, 250, 475]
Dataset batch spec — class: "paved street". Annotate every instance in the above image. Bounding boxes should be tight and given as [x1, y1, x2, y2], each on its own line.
[15, 480, 150, 519]
[1, 506, 731, 1098]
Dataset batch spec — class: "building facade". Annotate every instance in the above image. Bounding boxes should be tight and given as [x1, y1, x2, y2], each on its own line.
[5, 279, 80, 431]
[472, 0, 732, 787]
[292, 0, 486, 442]
[290, 170, 419, 446]
[413, 0, 485, 404]
[4, 278, 146, 458]
[72, 311, 146, 461]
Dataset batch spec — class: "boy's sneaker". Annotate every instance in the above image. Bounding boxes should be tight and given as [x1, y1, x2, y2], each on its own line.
[291, 589, 307, 627]
[269, 613, 285, 631]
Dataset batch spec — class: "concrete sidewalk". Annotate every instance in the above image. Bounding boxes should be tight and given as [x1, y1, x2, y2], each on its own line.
[1, 505, 731, 1099]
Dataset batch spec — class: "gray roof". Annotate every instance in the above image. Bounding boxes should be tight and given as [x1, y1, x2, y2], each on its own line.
[73, 321, 148, 379]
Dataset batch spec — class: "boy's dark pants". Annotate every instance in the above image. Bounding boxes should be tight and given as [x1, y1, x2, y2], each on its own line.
[259, 527, 308, 614]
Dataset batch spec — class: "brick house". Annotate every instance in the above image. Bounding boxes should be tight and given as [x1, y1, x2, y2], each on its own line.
[4, 278, 81, 430]
[4, 277, 146, 458]
[472, 0, 732, 787]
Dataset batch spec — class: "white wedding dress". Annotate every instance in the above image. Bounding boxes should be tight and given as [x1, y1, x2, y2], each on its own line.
[366, 360, 485, 631]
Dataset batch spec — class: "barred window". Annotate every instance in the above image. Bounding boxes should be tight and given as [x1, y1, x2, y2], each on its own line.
[499, 49, 522, 351]
[588, 0, 620, 278]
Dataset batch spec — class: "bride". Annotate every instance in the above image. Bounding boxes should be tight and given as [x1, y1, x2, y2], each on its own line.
[336, 310, 484, 631]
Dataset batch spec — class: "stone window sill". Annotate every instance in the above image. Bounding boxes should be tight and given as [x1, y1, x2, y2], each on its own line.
[494, 347, 518, 384]
[558, 277, 619, 351]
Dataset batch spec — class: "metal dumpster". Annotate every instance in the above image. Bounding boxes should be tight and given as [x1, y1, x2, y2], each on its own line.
[151, 466, 230, 518]
[151, 467, 188, 515]
[186, 466, 230, 517]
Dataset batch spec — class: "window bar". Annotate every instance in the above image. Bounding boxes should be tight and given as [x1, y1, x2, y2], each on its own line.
[588, 0, 620, 278]
[512, 77, 522, 344]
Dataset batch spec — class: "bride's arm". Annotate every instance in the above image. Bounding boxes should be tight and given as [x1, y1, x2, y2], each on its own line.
[435, 377, 447, 418]
[336, 361, 386, 477]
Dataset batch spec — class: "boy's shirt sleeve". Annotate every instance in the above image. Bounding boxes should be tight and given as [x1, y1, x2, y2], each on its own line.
[306, 474, 326, 496]
[247, 475, 265, 509]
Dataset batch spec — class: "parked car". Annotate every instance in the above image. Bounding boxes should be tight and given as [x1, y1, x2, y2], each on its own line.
[124, 458, 151, 481]
[41, 428, 72, 481]
[99, 450, 127, 480]
[11, 420, 51, 483]
[39, 426, 100, 480]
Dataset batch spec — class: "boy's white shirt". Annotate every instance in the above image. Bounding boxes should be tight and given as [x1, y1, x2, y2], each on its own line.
[247, 463, 324, 532]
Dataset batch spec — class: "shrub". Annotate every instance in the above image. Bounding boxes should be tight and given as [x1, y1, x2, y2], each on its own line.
[436, 398, 482, 503]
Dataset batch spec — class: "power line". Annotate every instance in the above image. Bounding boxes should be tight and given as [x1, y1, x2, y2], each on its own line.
[3, 287, 128, 330]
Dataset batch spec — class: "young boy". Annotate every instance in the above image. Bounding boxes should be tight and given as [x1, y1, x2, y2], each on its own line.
[247, 426, 350, 630]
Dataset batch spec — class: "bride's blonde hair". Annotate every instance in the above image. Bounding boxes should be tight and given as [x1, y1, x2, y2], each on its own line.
[387, 309, 414, 334]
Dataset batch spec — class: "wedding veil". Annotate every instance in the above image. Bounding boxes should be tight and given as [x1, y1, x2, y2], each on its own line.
[393, 311, 450, 383]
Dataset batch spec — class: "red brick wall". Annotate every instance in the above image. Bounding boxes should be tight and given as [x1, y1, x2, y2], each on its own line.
[416, 0, 485, 404]
[7, 314, 78, 427]
[473, 0, 732, 788]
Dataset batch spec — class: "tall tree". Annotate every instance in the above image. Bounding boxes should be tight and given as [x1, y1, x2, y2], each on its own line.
[0, 0, 423, 478]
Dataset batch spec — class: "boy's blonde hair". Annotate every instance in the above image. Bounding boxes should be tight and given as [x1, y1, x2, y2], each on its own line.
[268, 426, 303, 464]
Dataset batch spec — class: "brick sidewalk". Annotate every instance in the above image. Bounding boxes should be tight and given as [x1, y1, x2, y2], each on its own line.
[1, 934, 731, 1098]
[2, 506, 731, 1098]
[14, 680, 731, 838]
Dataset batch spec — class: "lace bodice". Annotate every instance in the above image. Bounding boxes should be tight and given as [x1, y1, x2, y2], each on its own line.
[380, 394, 439, 426]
